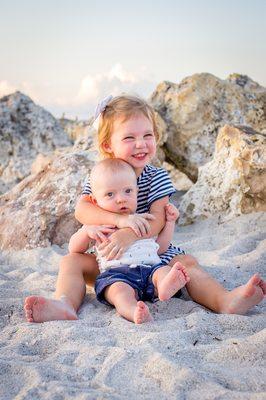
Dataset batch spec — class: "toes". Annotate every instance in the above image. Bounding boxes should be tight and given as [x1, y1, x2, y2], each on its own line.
[249, 274, 261, 286]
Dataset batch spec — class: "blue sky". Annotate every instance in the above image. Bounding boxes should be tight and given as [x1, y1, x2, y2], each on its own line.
[0, 0, 265, 119]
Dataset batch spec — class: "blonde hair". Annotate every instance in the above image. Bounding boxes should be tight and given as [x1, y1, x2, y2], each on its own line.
[90, 158, 137, 194]
[97, 94, 159, 159]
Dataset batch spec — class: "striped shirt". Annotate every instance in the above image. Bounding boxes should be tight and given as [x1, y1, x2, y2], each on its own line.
[82, 164, 185, 264]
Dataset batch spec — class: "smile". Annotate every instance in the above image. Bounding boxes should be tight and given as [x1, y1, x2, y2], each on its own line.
[132, 153, 147, 159]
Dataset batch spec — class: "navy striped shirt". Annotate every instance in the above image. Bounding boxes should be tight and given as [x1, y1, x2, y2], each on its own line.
[82, 164, 185, 263]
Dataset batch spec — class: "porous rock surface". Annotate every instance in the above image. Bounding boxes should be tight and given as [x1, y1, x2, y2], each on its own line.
[0, 92, 71, 194]
[0, 151, 96, 250]
[179, 125, 266, 224]
[151, 73, 266, 180]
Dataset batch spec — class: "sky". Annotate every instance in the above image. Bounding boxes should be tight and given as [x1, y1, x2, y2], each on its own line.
[0, 0, 265, 119]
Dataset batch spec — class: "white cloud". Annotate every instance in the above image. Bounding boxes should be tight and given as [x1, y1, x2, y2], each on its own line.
[0, 64, 157, 119]
[74, 63, 154, 107]
[0, 81, 17, 97]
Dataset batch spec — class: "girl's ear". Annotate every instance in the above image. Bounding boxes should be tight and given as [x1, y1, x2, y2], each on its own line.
[102, 141, 112, 154]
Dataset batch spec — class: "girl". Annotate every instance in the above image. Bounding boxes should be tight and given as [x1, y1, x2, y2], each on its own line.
[24, 95, 265, 322]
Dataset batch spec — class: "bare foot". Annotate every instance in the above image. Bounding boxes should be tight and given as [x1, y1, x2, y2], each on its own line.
[158, 262, 190, 301]
[133, 301, 153, 324]
[24, 296, 78, 323]
[221, 274, 266, 315]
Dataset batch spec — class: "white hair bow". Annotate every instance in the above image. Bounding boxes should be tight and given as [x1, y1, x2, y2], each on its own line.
[93, 95, 113, 121]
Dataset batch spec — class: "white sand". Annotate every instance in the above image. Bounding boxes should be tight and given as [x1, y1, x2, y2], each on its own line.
[0, 212, 265, 399]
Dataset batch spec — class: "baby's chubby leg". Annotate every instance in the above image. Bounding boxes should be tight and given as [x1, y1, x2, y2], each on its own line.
[104, 282, 153, 324]
[152, 262, 190, 301]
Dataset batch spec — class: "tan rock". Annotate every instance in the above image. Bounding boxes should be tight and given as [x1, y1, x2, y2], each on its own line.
[0, 151, 96, 250]
[0, 92, 72, 194]
[151, 73, 266, 180]
[179, 125, 266, 224]
[59, 117, 94, 141]
[162, 162, 193, 192]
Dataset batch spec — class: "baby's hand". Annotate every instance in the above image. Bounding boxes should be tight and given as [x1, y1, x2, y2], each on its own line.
[83, 225, 116, 244]
[116, 213, 155, 237]
[165, 203, 180, 222]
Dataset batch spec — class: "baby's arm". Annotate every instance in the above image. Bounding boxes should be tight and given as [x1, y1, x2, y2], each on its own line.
[156, 203, 180, 254]
[68, 226, 93, 253]
[68, 225, 116, 253]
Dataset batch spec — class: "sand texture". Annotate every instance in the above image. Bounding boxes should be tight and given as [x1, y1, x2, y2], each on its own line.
[0, 212, 265, 399]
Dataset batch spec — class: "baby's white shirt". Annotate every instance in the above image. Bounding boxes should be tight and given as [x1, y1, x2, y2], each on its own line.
[96, 238, 161, 273]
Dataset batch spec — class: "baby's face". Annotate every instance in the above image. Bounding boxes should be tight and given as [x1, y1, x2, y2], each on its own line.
[92, 170, 138, 214]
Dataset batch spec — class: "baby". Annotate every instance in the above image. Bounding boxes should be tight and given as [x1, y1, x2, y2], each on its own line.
[69, 158, 189, 324]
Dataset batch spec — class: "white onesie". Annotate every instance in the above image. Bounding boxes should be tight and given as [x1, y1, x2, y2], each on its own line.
[95, 238, 162, 273]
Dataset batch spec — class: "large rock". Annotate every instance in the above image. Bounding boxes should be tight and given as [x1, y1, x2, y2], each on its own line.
[179, 125, 266, 224]
[0, 151, 96, 250]
[0, 92, 72, 194]
[59, 117, 93, 141]
[151, 73, 266, 180]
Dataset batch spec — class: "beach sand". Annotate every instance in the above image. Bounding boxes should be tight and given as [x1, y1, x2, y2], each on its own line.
[0, 212, 265, 399]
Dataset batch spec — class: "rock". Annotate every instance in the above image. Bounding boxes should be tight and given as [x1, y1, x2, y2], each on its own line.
[151, 73, 266, 180]
[162, 161, 193, 192]
[59, 117, 93, 141]
[31, 153, 53, 175]
[179, 125, 266, 224]
[0, 151, 97, 250]
[0, 92, 72, 194]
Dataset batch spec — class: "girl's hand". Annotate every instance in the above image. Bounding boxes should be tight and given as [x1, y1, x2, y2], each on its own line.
[115, 213, 155, 237]
[165, 203, 180, 222]
[97, 229, 136, 260]
[83, 225, 116, 244]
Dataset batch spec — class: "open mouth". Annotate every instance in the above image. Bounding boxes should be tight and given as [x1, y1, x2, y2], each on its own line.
[132, 153, 147, 160]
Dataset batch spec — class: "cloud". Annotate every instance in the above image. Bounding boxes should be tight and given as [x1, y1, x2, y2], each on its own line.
[0, 64, 157, 119]
[0, 81, 17, 97]
[74, 63, 154, 107]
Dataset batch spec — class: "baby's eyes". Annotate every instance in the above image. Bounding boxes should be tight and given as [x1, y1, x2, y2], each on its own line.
[106, 192, 113, 197]
[125, 188, 132, 194]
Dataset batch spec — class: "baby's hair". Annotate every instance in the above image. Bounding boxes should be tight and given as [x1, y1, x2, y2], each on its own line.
[90, 158, 137, 194]
[97, 94, 159, 158]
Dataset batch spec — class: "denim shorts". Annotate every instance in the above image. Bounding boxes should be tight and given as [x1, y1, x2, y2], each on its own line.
[95, 263, 165, 306]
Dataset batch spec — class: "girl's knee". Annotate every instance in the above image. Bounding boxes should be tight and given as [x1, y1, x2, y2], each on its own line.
[170, 254, 198, 269]
[59, 253, 77, 270]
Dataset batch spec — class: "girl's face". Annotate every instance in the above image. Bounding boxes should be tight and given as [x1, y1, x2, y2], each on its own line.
[103, 113, 157, 176]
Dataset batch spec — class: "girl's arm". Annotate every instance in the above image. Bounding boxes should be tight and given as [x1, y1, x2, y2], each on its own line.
[156, 203, 180, 254]
[75, 195, 155, 237]
[97, 196, 169, 260]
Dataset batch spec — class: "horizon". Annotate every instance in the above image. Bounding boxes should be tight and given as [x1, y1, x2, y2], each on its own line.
[0, 0, 265, 119]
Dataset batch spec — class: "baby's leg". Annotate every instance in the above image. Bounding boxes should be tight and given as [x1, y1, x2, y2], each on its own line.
[104, 282, 153, 324]
[152, 262, 190, 301]
[24, 253, 99, 323]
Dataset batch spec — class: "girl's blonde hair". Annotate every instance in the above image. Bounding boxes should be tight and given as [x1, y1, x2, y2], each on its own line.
[97, 94, 159, 159]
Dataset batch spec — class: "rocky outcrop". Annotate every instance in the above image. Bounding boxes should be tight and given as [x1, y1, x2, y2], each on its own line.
[151, 73, 266, 180]
[0, 151, 97, 250]
[0, 92, 72, 194]
[59, 117, 93, 141]
[179, 125, 266, 224]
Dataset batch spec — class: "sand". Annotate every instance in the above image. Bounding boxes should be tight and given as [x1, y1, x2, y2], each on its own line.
[0, 212, 265, 399]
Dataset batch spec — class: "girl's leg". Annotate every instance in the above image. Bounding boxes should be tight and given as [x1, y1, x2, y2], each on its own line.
[169, 255, 266, 314]
[152, 262, 190, 301]
[104, 282, 153, 324]
[24, 253, 99, 322]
